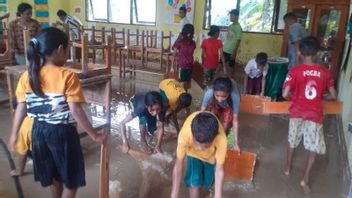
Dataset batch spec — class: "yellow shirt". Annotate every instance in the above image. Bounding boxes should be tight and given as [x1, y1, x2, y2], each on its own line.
[159, 79, 186, 111]
[16, 65, 85, 124]
[176, 111, 227, 165]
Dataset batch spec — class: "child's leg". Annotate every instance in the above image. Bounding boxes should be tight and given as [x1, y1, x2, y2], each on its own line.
[10, 154, 27, 176]
[49, 178, 63, 198]
[285, 147, 295, 175]
[62, 187, 78, 198]
[285, 118, 304, 175]
[300, 152, 316, 193]
[189, 187, 200, 198]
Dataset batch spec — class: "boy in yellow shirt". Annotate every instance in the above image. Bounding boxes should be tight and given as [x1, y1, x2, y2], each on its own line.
[171, 111, 227, 198]
[159, 79, 192, 133]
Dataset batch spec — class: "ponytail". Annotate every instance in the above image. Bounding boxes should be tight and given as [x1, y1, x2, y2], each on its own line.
[27, 38, 46, 98]
[26, 27, 69, 98]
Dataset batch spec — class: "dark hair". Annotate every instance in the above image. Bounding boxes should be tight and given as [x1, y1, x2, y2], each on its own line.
[208, 25, 220, 37]
[178, 93, 192, 108]
[181, 24, 194, 39]
[229, 9, 239, 16]
[27, 27, 69, 98]
[299, 36, 320, 56]
[17, 3, 32, 16]
[179, 7, 187, 13]
[255, 52, 268, 65]
[283, 12, 297, 21]
[12, 97, 18, 110]
[191, 112, 219, 144]
[57, 9, 67, 17]
[213, 77, 232, 94]
[144, 91, 163, 108]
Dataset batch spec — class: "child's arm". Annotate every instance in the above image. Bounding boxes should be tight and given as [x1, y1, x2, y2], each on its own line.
[119, 114, 134, 153]
[200, 89, 213, 111]
[171, 157, 184, 198]
[219, 48, 227, 73]
[172, 112, 180, 134]
[260, 76, 266, 96]
[282, 86, 291, 100]
[243, 75, 248, 94]
[232, 114, 240, 152]
[324, 86, 337, 100]
[68, 102, 107, 145]
[214, 164, 225, 198]
[155, 121, 164, 153]
[201, 48, 205, 64]
[8, 103, 27, 152]
[232, 40, 241, 59]
[170, 49, 178, 73]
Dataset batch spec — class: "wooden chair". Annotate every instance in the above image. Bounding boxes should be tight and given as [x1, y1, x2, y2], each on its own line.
[111, 28, 125, 66]
[0, 23, 15, 68]
[145, 31, 173, 71]
[81, 26, 106, 63]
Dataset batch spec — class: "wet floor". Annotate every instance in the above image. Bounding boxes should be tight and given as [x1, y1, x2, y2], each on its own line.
[0, 70, 350, 198]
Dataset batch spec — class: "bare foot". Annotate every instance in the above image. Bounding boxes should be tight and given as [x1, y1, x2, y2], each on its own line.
[10, 170, 23, 177]
[300, 180, 311, 194]
[140, 143, 152, 154]
[284, 166, 290, 176]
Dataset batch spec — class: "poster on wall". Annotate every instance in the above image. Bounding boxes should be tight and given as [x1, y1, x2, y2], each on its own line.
[0, 0, 8, 16]
[34, 0, 49, 28]
[164, 0, 195, 25]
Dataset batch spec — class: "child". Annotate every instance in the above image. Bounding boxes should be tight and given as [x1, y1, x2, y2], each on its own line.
[120, 91, 165, 154]
[201, 25, 226, 86]
[223, 9, 242, 75]
[159, 78, 192, 133]
[171, 111, 227, 198]
[244, 52, 268, 96]
[282, 36, 336, 193]
[171, 24, 196, 91]
[9, 3, 41, 65]
[9, 98, 34, 177]
[201, 77, 240, 152]
[8, 27, 107, 198]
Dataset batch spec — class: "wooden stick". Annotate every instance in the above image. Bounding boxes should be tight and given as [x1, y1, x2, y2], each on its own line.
[262, 101, 343, 114]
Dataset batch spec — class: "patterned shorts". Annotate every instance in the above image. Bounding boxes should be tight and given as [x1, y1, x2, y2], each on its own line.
[288, 118, 326, 154]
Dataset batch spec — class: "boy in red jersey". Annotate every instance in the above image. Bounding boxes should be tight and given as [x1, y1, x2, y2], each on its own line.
[282, 36, 336, 193]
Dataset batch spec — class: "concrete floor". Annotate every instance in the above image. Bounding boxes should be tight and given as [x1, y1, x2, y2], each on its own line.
[0, 69, 350, 198]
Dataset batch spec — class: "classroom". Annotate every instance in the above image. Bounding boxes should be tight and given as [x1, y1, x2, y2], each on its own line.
[0, 0, 351, 197]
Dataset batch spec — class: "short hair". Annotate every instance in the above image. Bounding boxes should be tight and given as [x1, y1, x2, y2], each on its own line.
[208, 25, 220, 36]
[299, 36, 320, 56]
[57, 9, 67, 17]
[229, 9, 239, 16]
[179, 7, 187, 13]
[17, 3, 32, 15]
[255, 52, 268, 65]
[283, 12, 297, 21]
[191, 112, 219, 144]
[181, 24, 194, 38]
[178, 93, 192, 108]
[144, 91, 163, 108]
[213, 77, 233, 94]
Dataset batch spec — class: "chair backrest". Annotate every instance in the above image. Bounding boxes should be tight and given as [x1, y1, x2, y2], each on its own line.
[111, 28, 125, 47]
[146, 30, 157, 48]
[127, 29, 144, 47]
[161, 31, 172, 52]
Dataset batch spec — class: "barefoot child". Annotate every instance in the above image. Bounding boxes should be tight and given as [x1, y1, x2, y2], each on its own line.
[201, 77, 240, 152]
[282, 36, 336, 193]
[159, 79, 192, 133]
[8, 27, 107, 198]
[243, 52, 268, 96]
[171, 112, 227, 198]
[171, 24, 196, 91]
[201, 25, 226, 86]
[120, 91, 165, 154]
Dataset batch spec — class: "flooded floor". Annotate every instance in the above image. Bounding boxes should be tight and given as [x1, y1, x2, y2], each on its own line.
[0, 69, 350, 198]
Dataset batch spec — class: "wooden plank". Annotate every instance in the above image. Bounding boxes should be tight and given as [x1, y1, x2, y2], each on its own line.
[262, 101, 343, 114]
[239, 94, 271, 114]
[224, 150, 256, 181]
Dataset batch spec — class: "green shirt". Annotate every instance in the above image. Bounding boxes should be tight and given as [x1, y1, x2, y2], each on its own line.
[223, 23, 242, 54]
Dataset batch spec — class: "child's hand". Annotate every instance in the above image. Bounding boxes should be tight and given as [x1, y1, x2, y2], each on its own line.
[120, 144, 130, 154]
[232, 144, 241, 155]
[260, 91, 264, 97]
[92, 132, 108, 145]
[7, 135, 17, 152]
[154, 145, 163, 153]
[170, 68, 175, 73]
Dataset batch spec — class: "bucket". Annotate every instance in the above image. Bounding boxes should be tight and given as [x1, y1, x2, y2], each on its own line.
[264, 57, 289, 100]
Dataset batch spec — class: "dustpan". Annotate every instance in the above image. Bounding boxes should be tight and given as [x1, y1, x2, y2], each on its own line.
[223, 149, 256, 181]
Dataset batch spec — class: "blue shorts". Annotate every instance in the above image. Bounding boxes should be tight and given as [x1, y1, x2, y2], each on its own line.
[179, 68, 192, 82]
[184, 156, 215, 190]
[130, 97, 157, 135]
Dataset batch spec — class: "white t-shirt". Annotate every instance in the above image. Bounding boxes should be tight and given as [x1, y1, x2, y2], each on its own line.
[179, 17, 191, 32]
[244, 59, 268, 79]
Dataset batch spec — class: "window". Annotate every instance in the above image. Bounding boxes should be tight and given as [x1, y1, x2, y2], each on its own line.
[87, 0, 156, 25]
[203, 0, 287, 33]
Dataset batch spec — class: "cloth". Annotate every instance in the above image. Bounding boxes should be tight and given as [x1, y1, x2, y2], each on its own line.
[16, 66, 85, 124]
[223, 23, 242, 54]
[208, 99, 233, 132]
[223, 52, 235, 67]
[287, 22, 308, 69]
[159, 79, 186, 111]
[64, 15, 82, 40]
[179, 68, 192, 82]
[130, 96, 158, 135]
[246, 75, 263, 95]
[32, 121, 86, 188]
[201, 37, 223, 69]
[9, 18, 41, 54]
[176, 111, 227, 165]
[174, 38, 196, 69]
[184, 156, 215, 189]
[244, 59, 268, 79]
[201, 79, 240, 114]
[16, 116, 34, 155]
[203, 68, 216, 86]
[130, 92, 165, 122]
[283, 64, 334, 124]
[288, 118, 326, 154]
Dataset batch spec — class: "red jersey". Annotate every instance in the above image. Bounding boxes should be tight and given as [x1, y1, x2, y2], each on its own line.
[174, 38, 196, 69]
[201, 37, 223, 69]
[283, 64, 334, 124]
